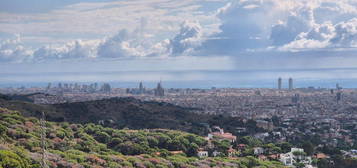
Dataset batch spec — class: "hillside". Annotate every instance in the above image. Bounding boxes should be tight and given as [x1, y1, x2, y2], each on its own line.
[0, 107, 285, 168]
[0, 94, 249, 136]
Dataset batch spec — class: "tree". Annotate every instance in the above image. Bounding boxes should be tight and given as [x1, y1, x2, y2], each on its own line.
[302, 141, 314, 156]
[277, 142, 292, 153]
[186, 143, 198, 157]
[317, 158, 331, 168]
[239, 136, 262, 147]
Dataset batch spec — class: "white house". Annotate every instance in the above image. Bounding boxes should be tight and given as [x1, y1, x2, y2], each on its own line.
[279, 148, 312, 167]
[254, 147, 264, 155]
[197, 148, 208, 158]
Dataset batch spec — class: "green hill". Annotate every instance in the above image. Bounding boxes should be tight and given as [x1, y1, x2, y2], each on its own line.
[0, 107, 285, 168]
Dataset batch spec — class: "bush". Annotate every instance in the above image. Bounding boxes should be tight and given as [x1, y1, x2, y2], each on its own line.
[94, 131, 111, 144]
[0, 124, 7, 136]
[0, 150, 30, 168]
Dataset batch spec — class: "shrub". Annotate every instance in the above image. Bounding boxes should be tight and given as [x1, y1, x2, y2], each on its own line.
[0, 124, 7, 136]
[0, 150, 30, 168]
[94, 131, 111, 144]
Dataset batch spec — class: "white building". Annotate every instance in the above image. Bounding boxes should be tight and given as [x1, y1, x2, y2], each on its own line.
[197, 148, 208, 158]
[279, 148, 312, 167]
[254, 147, 264, 155]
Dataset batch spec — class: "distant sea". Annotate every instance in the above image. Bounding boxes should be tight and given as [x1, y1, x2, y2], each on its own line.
[0, 69, 356, 89]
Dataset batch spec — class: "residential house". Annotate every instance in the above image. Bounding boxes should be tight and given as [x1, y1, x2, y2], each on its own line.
[197, 148, 208, 158]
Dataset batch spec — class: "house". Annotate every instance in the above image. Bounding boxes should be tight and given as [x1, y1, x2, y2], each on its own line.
[268, 154, 280, 160]
[197, 148, 208, 158]
[279, 148, 311, 167]
[254, 147, 264, 155]
[207, 127, 237, 143]
[280, 153, 294, 166]
[313, 153, 329, 159]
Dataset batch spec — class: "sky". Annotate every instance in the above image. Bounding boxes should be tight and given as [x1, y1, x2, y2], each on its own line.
[0, 0, 357, 87]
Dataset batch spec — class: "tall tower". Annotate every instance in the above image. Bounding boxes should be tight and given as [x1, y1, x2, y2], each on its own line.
[288, 78, 293, 90]
[139, 82, 144, 94]
[278, 77, 282, 90]
[155, 81, 164, 97]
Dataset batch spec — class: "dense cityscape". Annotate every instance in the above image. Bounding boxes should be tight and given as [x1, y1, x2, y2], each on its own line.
[0, 78, 356, 167]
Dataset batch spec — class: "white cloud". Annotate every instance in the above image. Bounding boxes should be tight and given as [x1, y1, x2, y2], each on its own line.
[330, 18, 357, 47]
[1, 0, 356, 64]
[0, 35, 32, 62]
[0, 0, 220, 47]
[197, 0, 357, 55]
[97, 20, 205, 58]
[97, 29, 144, 58]
[280, 18, 357, 51]
[32, 39, 100, 61]
[0, 19, 206, 62]
[167, 20, 203, 56]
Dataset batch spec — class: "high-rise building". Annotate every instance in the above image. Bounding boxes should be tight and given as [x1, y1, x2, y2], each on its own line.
[278, 77, 282, 90]
[288, 78, 293, 90]
[101, 83, 111, 93]
[46, 83, 51, 90]
[336, 92, 342, 103]
[154, 81, 165, 97]
[139, 82, 144, 94]
[292, 94, 300, 103]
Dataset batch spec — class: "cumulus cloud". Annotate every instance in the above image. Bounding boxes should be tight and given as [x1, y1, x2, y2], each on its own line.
[97, 20, 204, 58]
[0, 35, 32, 62]
[1, 0, 356, 63]
[167, 21, 203, 56]
[198, 0, 357, 55]
[97, 29, 145, 58]
[280, 18, 357, 51]
[33, 39, 100, 62]
[270, 7, 315, 46]
[331, 18, 357, 47]
[0, 19, 205, 62]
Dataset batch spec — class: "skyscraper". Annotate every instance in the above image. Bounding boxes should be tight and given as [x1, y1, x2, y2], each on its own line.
[154, 81, 165, 97]
[139, 82, 144, 94]
[278, 77, 282, 90]
[292, 94, 300, 103]
[289, 78, 293, 90]
[336, 92, 342, 103]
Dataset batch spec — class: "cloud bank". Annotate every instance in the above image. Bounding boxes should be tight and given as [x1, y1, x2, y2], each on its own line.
[0, 0, 356, 64]
[199, 0, 357, 55]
